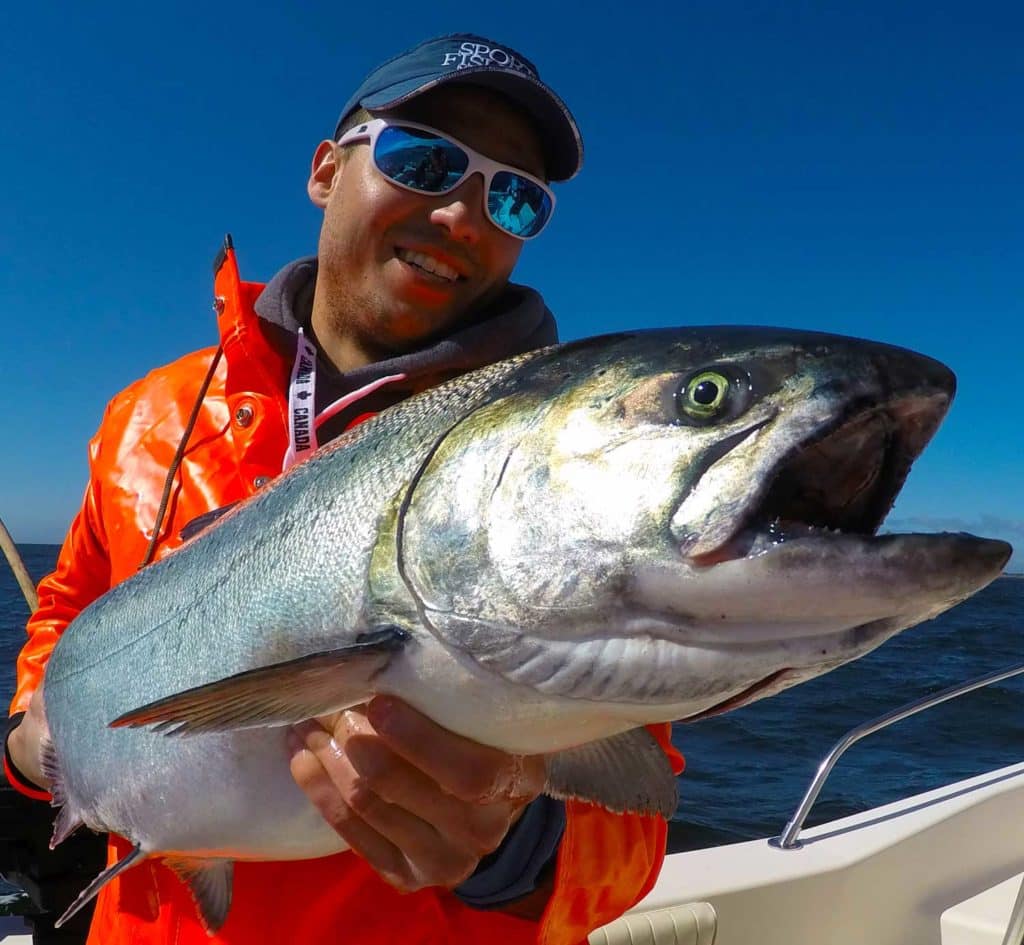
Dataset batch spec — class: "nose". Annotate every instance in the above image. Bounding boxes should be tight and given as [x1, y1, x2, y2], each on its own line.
[429, 172, 488, 244]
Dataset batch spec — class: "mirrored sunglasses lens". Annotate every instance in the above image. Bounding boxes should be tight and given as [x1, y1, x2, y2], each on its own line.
[488, 172, 552, 238]
[374, 127, 469, 193]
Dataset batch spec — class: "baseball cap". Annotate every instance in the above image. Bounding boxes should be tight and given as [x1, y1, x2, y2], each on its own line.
[335, 33, 583, 182]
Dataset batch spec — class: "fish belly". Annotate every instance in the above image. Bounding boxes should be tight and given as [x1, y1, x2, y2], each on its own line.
[53, 717, 347, 862]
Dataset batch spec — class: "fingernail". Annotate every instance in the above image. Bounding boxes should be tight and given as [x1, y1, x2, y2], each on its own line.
[327, 736, 346, 760]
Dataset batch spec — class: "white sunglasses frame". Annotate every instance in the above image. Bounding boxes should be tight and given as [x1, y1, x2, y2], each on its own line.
[335, 117, 556, 240]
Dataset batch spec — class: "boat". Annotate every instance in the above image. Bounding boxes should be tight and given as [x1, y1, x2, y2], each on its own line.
[589, 665, 1024, 945]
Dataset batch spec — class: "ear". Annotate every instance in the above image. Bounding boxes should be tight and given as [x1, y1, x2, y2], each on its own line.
[308, 140, 342, 209]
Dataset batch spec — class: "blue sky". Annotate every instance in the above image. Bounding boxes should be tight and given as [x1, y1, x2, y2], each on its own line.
[1, 2, 1020, 568]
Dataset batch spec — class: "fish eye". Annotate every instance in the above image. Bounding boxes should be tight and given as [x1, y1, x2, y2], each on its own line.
[675, 367, 751, 424]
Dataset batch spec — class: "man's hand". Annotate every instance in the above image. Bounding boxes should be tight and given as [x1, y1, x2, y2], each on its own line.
[7, 685, 51, 790]
[287, 696, 547, 893]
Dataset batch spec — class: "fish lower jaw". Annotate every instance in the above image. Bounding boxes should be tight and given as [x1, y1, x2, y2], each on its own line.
[686, 519, 857, 568]
[672, 531, 1011, 626]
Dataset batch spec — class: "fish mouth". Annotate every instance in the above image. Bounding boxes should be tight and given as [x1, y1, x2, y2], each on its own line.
[691, 391, 952, 566]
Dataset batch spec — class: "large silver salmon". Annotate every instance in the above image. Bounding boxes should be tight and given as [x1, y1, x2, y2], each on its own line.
[42, 327, 1012, 930]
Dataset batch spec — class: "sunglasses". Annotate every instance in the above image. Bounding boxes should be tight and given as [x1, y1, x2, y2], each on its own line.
[336, 118, 556, 240]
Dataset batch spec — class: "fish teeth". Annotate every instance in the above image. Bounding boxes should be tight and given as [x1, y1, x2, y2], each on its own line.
[396, 248, 459, 282]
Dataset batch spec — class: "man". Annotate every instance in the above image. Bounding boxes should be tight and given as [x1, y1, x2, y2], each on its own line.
[5, 33, 682, 944]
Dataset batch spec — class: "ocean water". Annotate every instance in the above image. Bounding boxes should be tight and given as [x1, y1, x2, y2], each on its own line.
[1, 545, 1022, 864]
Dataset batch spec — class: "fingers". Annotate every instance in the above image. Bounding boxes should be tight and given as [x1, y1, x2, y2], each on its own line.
[366, 697, 547, 804]
[340, 724, 516, 856]
[288, 734, 410, 888]
[288, 707, 522, 891]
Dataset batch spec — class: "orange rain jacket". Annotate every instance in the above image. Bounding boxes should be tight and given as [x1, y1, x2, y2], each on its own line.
[10, 243, 684, 945]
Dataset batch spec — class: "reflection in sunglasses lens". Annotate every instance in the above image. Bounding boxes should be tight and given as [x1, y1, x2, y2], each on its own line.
[488, 171, 552, 238]
[372, 126, 552, 238]
[375, 127, 469, 194]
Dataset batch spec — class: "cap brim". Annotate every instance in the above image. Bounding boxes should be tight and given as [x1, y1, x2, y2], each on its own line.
[360, 69, 582, 181]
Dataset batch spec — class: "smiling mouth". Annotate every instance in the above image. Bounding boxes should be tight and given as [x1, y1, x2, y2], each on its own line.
[395, 247, 463, 283]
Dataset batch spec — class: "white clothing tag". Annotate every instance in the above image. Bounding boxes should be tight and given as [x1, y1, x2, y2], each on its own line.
[282, 327, 409, 472]
[283, 328, 318, 471]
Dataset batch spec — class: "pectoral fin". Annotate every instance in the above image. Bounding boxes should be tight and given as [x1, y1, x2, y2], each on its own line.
[545, 727, 678, 819]
[165, 858, 234, 934]
[109, 626, 409, 735]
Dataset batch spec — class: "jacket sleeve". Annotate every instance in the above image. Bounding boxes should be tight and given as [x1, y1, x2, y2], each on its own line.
[10, 420, 112, 716]
[538, 723, 684, 945]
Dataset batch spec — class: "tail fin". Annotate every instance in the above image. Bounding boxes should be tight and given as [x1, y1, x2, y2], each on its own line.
[39, 735, 86, 848]
[39, 735, 64, 805]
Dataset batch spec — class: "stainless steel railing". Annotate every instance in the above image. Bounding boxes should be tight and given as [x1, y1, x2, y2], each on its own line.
[771, 661, 1024, 850]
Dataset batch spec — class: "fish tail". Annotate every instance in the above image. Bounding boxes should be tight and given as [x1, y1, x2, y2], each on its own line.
[39, 735, 65, 806]
[51, 805, 85, 847]
[40, 735, 87, 848]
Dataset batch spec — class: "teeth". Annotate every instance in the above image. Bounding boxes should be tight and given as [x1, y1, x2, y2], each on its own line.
[396, 249, 459, 282]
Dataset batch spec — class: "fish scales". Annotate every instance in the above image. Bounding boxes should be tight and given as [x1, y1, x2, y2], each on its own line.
[46, 353, 538, 827]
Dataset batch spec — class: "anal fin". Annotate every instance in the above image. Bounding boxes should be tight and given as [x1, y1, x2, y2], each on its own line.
[166, 857, 234, 934]
[55, 845, 145, 928]
[109, 625, 409, 735]
[545, 727, 679, 819]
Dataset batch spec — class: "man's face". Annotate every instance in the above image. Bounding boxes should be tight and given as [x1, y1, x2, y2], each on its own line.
[308, 85, 547, 366]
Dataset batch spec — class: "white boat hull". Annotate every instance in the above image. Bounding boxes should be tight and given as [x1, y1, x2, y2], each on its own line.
[591, 761, 1024, 944]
